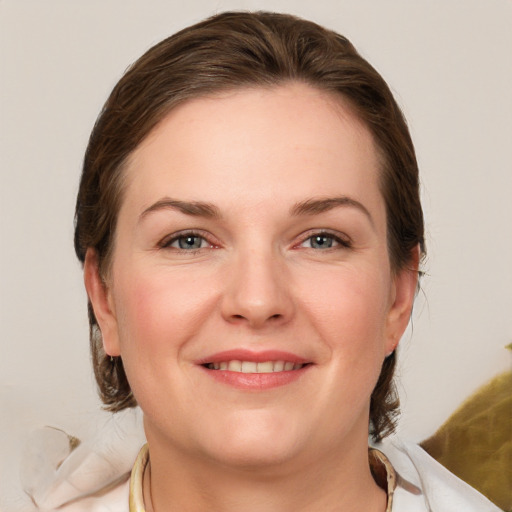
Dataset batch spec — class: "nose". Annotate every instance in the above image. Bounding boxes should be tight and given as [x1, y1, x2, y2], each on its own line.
[220, 246, 294, 329]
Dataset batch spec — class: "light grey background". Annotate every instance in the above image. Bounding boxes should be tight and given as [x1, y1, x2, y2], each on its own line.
[1, 0, 511, 506]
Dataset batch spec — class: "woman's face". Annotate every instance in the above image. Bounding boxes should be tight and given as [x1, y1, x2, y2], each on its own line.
[86, 83, 417, 468]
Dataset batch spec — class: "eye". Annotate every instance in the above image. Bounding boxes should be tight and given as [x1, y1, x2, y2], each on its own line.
[300, 232, 351, 250]
[160, 231, 213, 251]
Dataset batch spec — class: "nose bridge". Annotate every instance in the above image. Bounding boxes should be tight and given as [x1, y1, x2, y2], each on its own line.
[221, 239, 293, 327]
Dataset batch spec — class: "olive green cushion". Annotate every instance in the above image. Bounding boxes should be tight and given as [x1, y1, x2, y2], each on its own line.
[421, 370, 512, 511]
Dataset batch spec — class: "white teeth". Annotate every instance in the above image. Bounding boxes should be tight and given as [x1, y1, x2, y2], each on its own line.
[227, 360, 242, 372]
[257, 361, 274, 373]
[273, 360, 285, 372]
[241, 361, 257, 373]
[207, 360, 304, 373]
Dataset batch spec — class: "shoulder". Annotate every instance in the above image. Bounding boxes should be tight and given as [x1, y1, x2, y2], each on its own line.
[17, 409, 145, 511]
[375, 437, 502, 512]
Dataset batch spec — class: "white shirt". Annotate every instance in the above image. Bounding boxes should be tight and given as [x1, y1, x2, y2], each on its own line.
[24, 436, 500, 512]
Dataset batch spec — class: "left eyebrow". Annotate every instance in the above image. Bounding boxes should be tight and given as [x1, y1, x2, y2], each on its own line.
[290, 196, 374, 226]
[139, 198, 222, 222]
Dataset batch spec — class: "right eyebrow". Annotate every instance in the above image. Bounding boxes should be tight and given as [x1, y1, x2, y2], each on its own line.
[290, 196, 374, 227]
[139, 198, 222, 222]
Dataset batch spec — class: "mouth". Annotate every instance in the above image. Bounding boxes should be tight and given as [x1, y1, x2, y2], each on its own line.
[197, 350, 312, 390]
[203, 360, 306, 373]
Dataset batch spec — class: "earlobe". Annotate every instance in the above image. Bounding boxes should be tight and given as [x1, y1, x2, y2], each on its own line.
[386, 246, 421, 354]
[83, 249, 121, 357]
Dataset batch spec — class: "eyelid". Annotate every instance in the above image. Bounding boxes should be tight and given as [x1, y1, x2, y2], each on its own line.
[294, 229, 352, 249]
[158, 229, 218, 250]
[157, 228, 351, 251]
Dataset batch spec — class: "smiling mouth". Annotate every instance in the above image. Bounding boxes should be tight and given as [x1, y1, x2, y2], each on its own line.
[203, 360, 306, 373]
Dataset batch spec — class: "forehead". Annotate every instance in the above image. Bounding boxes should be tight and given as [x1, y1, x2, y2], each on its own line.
[122, 83, 383, 218]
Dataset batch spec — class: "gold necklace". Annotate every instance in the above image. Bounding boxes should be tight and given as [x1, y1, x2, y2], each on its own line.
[129, 444, 150, 512]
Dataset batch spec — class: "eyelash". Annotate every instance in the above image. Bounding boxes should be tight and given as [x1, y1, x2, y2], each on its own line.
[158, 229, 352, 253]
[159, 230, 216, 252]
[297, 231, 352, 251]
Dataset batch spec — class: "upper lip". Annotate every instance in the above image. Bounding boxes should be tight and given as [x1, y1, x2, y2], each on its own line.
[196, 349, 309, 365]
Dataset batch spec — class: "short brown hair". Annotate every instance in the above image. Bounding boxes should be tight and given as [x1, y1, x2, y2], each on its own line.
[74, 11, 425, 441]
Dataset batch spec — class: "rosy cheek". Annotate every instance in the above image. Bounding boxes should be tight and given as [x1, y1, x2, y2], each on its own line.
[116, 270, 217, 351]
[300, 269, 388, 348]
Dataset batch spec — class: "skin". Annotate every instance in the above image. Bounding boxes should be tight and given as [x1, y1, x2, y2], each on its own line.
[85, 83, 419, 511]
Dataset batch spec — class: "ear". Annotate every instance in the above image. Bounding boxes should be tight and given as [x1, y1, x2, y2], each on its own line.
[385, 245, 421, 355]
[83, 249, 121, 357]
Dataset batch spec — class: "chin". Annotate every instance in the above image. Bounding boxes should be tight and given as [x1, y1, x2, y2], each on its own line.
[200, 410, 306, 469]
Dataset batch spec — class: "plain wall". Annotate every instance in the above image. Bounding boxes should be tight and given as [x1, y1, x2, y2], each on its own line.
[1, 0, 511, 505]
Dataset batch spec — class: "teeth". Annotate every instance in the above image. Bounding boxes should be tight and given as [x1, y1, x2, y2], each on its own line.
[257, 361, 274, 373]
[207, 360, 304, 373]
[273, 360, 284, 372]
[241, 361, 257, 373]
[228, 360, 242, 372]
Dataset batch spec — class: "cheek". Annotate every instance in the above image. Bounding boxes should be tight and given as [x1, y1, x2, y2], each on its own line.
[300, 264, 391, 350]
[110, 266, 221, 418]
[112, 266, 218, 357]
[290, 265, 393, 438]
[298, 263, 392, 403]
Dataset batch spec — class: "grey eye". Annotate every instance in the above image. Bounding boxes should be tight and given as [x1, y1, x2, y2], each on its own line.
[172, 235, 206, 250]
[308, 235, 335, 249]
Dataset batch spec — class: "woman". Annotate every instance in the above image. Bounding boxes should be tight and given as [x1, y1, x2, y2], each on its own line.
[46, 11, 497, 511]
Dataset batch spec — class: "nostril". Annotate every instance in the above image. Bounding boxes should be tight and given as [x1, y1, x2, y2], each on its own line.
[228, 312, 284, 325]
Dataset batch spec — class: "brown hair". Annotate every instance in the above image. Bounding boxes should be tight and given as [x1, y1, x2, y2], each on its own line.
[74, 11, 425, 441]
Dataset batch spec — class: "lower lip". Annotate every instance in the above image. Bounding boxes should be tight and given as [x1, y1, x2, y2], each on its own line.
[199, 365, 311, 390]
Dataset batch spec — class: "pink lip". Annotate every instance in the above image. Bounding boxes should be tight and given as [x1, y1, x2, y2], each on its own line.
[196, 349, 312, 391]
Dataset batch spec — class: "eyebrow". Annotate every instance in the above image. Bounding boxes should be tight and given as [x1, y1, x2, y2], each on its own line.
[139, 198, 221, 221]
[139, 195, 373, 225]
[290, 196, 374, 225]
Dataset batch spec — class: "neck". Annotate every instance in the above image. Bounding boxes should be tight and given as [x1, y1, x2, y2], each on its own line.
[143, 431, 387, 512]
